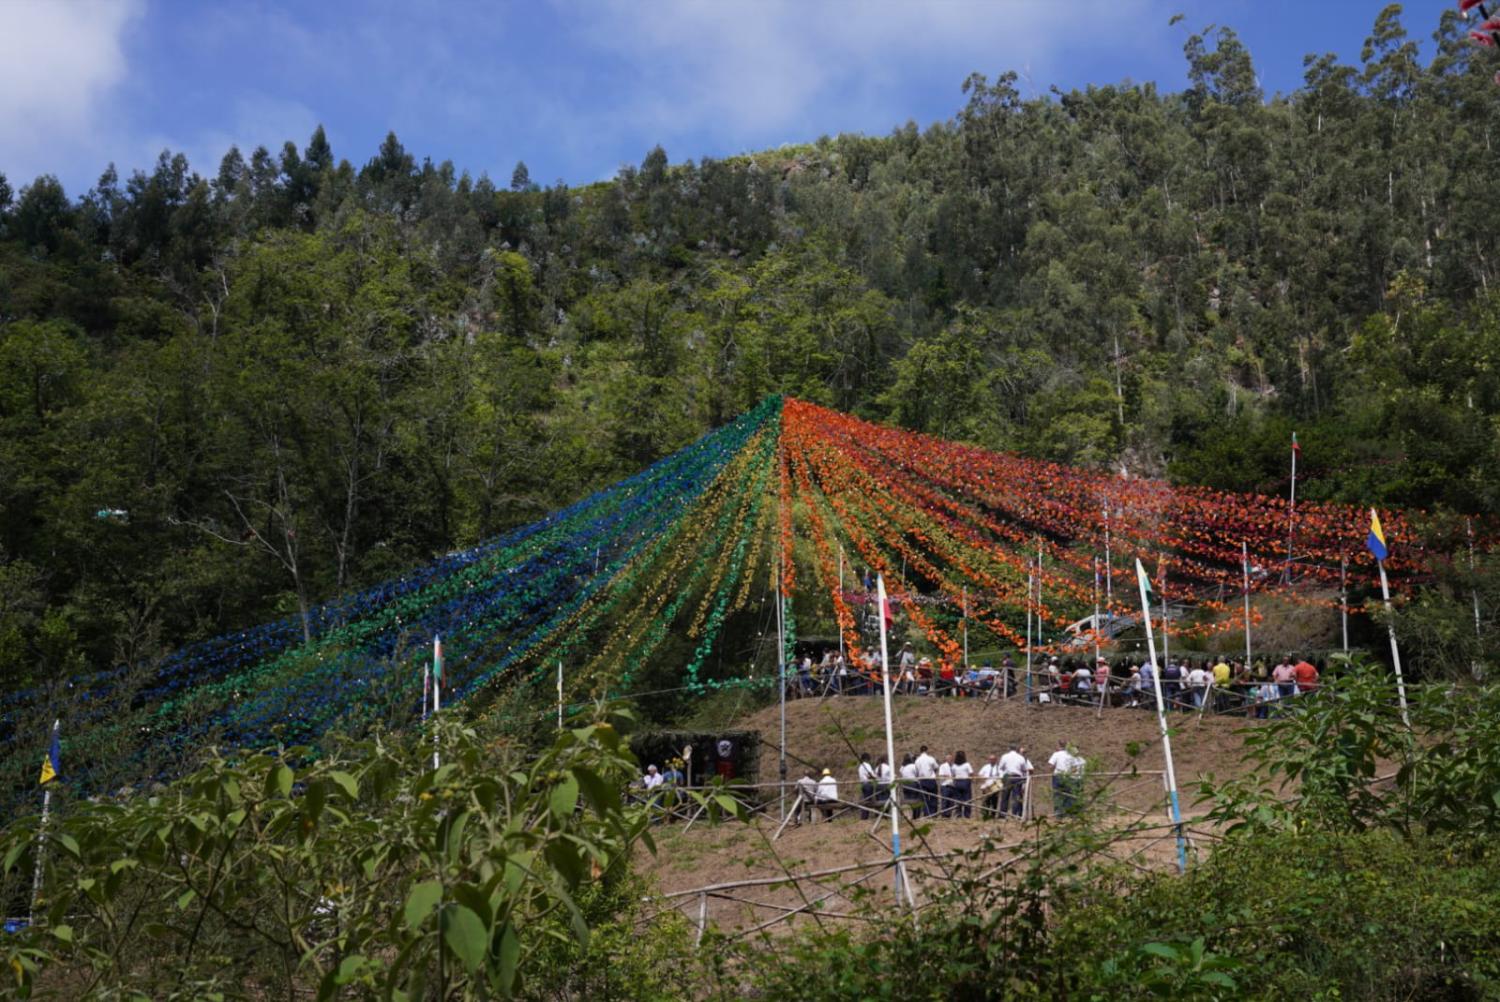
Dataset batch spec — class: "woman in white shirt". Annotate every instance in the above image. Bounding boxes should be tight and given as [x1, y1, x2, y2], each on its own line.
[876, 756, 894, 808]
[937, 755, 955, 818]
[899, 754, 921, 815]
[816, 769, 840, 822]
[857, 753, 877, 819]
[950, 751, 975, 818]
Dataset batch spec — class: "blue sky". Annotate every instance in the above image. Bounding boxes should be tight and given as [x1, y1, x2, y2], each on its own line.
[0, 1, 1461, 197]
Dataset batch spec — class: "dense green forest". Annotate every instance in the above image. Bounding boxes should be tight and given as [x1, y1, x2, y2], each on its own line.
[3, 6, 1500, 688]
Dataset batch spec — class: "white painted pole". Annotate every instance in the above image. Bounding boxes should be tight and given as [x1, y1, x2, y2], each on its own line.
[777, 555, 787, 820]
[838, 546, 846, 664]
[1103, 505, 1113, 614]
[1340, 555, 1350, 652]
[1092, 556, 1102, 665]
[962, 586, 969, 670]
[1134, 562, 1187, 873]
[29, 719, 58, 925]
[875, 575, 906, 906]
[1025, 560, 1034, 703]
[1286, 432, 1298, 584]
[1470, 518, 1483, 678]
[1376, 554, 1411, 728]
[1159, 557, 1170, 686]
[421, 665, 430, 722]
[1242, 541, 1253, 670]
[432, 635, 442, 770]
[557, 660, 564, 730]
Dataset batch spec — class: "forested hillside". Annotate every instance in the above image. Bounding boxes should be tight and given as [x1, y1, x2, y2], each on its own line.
[2, 6, 1499, 687]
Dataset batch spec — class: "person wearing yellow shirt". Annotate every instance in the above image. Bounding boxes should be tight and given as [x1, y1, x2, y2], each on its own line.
[1212, 659, 1232, 713]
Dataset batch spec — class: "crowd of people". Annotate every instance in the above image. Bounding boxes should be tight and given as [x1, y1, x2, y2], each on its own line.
[787, 646, 1328, 718]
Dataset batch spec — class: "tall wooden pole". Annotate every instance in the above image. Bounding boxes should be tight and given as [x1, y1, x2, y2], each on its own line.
[776, 554, 787, 819]
[1285, 432, 1298, 584]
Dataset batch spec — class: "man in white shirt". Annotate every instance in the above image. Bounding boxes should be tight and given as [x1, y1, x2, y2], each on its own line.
[977, 754, 1003, 818]
[997, 743, 1032, 819]
[795, 768, 819, 826]
[857, 753, 878, 819]
[898, 754, 921, 816]
[913, 745, 939, 818]
[937, 755, 955, 818]
[1187, 665, 1211, 709]
[950, 752, 975, 819]
[1047, 741, 1085, 816]
[816, 768, 840, 822]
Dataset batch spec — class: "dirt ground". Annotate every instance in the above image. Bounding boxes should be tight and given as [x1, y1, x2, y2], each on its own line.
[636, 695, 1260, 935]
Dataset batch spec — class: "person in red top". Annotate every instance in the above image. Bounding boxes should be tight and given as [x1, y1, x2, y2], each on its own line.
[1293, 658, 1320, 693]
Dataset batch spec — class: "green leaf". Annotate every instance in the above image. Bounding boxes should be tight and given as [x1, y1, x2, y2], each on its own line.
[109, 858, 137, 874]
[50, 925, 72, 943]
[329, 771, 359, 800]
[1141, 942, 1180, 960]
[496, 922, 520, 995]
[177, 888, 197, 910]
[271, 764, 293, 799]
[404, 880, 442, 931]
[3, 840, 27, 873]
[549, 775, 579, 819]
[441, 904, 488, 973]
[55, 833, 79, 858]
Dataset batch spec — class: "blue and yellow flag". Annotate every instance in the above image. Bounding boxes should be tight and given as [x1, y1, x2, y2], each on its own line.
[38, 721, 60, 786]
[1366, 508, 1389, 562]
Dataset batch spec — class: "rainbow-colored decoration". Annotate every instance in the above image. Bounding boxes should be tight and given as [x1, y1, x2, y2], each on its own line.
[2, 395, 1481, 808]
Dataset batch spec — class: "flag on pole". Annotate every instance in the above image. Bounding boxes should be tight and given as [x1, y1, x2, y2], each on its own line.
[1367, 509, 1390, 561]
[38, 722, 60, 786]
[433, 635, 444, 684]
[880, 586, 894, 629]
[1135, 558, 1155, 604]
[1291, 432, 1300, 456]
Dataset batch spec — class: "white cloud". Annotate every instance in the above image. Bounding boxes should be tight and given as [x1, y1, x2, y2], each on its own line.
[144, 94, 321, 182]
[0, 0, 143, 188]
[559, 0, 1162, 147]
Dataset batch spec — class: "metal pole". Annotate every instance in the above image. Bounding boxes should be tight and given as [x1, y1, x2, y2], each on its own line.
[1036, 538, 1044, 656]
[838, 546, 846, 664]
[962, 586, 969, 669]
[875, 575, 906, 906]
[1470, 518, 1483, 678]
[29, 719, 58, 925]
[1103, 505, 1113, 615]
[1025, 560, 1033, 703]
[1376, 554, 1411, 727]
[776, 555, 787, 820]
[432, 636, 442, 769]
[421, 665, 430, 723]
[557, 661, 564, 730]
[1092, 556, 1102, 665]
[1242, 541, 1253, 669]
[1159, 557, 1170, 681]
[1340, 555, 1349, 652]
[1134, 562, 1187, 873]
[1286, 432, 1298, 583]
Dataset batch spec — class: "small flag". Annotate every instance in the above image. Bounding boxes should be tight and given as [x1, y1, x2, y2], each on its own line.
[878, 576, 894, 628]
[1135, 558, 1155, 603]
[38, 721, 60, 786]
[1367, 509, 1390, 561]
[1291, 432, 1300, 456]
[433, 635, 444, 684]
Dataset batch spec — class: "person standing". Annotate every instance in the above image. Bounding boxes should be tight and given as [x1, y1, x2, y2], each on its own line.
[978, 754, 1002, 818]
[998, 743, 1032, 819]
[857, 752, 877, 820]
[951, 751, 974, 819]
[1048, 741, 1085, 817]
[1293, 657, 1320, 695]
[1187, 663, 1211, 709]
[1273, 657, 1297, 700]
[937, 754, 955, 817]
[876, 755, 893, 812]
[899, 753, 922, 817]
[914, 745, 939, 818]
